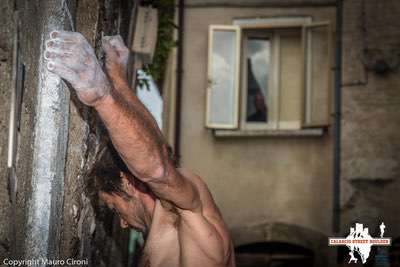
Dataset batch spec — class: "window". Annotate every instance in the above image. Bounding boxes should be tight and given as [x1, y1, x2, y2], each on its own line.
[206, 17, 332, 132]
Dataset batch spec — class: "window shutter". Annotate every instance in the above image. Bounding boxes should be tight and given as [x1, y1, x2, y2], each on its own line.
[132, 6, 158, 64]
[302, 22, 332, 128]
[206, 25, 241, 129]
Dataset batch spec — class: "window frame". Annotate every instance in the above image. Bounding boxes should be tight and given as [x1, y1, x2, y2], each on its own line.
[240, 29, 279, 130]
[234, 17, 312, 131]
[205, 17, 332, 133]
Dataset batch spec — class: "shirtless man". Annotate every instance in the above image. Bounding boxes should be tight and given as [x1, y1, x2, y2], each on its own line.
[44, 31, 236, 267]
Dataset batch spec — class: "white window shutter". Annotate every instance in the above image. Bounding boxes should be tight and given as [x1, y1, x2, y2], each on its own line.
[302, 22, 333, 128]
[132, 6, 158, 64]
[206, 25, 241, 129]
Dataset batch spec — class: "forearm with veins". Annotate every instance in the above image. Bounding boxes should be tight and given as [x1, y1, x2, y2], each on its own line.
[45, 31, 168, 180]
[99, 35, 168, 179]
[97, 82, 168, 180]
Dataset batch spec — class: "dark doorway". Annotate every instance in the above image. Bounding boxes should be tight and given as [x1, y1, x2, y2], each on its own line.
[235, 242, 314, 267]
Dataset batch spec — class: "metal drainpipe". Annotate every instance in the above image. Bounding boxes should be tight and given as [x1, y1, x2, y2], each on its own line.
[333, 0, 343, 235]
[174, 0, 184, 164]
[24, 0, 74, 262]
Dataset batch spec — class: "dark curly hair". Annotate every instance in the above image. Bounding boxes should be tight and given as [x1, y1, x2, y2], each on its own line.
[87, 142, 178, 198]
[87, 142, 133, 198]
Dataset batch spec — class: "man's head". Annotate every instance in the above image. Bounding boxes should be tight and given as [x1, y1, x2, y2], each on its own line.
[88, 143, 155, 233]
[254, 90, 266, 112]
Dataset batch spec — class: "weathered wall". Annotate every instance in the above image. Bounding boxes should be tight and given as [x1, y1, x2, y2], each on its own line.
[341, 0, 400, 237]
[60, 0, 98, 261]
[60, 0, 134, 265]
[168, 4, 336, 252]
[0, 0, 134, 264]
[13, 0, 48, 259]
[0, 0, 15, 260]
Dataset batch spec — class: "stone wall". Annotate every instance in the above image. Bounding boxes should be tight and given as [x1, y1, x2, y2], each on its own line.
[341, 0, 400, 238]
[0, 0, 135, 264]
[0, 0, 15, 260]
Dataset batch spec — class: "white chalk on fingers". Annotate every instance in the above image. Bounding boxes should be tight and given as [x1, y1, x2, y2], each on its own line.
[110, 38, 124, 47]
[44, 50, 51, 60]
[103, 35, 124, 48]
[45, 44, 75, 55]
[50, 30, 59, 39]
[110, 35, 125, 46]
[44, 50, 73, 62]
[47, 61, 55, 71]
[102, 35, 112, 41]
[48, 31, 84, 44]
[101, 41, 114, 54]
[114, 35, 124, 43]
[45, 60, 80, 83]
[45, 39, 54, 48]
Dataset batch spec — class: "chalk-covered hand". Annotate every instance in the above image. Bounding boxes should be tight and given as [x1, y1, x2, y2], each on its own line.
[45, 31, 111, 106]
[102, 35, 130, 82]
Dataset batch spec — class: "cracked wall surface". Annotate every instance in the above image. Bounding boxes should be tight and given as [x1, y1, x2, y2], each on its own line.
[341, 0, 400, 237]
[59, 0, 134, 265]
[0, 0, 135, 264]
[0, 0, 14, 260]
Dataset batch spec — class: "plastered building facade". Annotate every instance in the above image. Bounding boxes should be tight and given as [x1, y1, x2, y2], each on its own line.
[162, 0, 400, 266]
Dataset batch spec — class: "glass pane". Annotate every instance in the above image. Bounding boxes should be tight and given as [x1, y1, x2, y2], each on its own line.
[246, 37, 270, 123]
[209, 29, 238, 126]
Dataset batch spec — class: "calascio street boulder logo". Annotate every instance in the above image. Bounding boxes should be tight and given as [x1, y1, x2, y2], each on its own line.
[329, 222, 391, 264]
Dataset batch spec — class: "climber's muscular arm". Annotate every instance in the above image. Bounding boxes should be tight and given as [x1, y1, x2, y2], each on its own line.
[101, 35, 161, 134]
[95, 89, 202, 211]
[99, 38, 201, 212]
[44, 31, 200, 211]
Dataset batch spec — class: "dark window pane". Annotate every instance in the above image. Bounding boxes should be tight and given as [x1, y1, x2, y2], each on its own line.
[246, 37, 270, 123]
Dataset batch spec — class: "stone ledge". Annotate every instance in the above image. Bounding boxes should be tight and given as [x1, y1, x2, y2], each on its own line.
[214, 128, 325, 138]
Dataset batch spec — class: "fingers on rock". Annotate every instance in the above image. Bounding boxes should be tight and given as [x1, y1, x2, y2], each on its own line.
[46, 61, 78, 83]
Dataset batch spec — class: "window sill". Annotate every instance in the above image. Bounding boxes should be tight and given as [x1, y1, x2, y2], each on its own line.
[214, 128, 325, 138]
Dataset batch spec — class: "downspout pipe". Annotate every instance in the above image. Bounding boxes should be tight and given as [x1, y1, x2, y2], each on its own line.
[174, 0, 184, 164]
[24, 0, 74, 262]
[333, 0, 343, 235]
